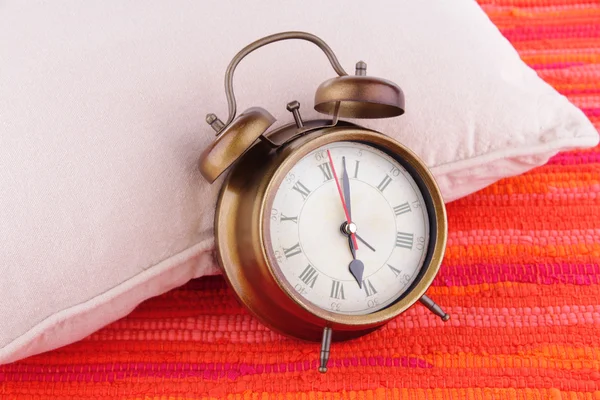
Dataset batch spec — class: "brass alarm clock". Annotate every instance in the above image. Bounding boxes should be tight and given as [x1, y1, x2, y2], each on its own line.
[199, 32, 449, 373]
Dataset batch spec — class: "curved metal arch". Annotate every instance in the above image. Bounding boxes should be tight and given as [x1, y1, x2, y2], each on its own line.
[212, 31, 349, 132]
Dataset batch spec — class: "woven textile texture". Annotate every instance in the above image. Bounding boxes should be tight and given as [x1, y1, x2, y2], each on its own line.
[2, 0, 600, 398]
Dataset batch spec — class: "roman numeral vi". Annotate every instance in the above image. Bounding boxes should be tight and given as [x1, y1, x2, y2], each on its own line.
[362, 279, 377, 297]
[330, 280, 345, 299]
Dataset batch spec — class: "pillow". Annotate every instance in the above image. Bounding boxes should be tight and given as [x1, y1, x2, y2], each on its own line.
[0, 0, 597, 364]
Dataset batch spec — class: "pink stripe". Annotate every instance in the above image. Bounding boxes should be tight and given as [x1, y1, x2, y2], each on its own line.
[522, 48, 600, 57]
[387, 305, 600, 329]
[0, 356, 431, 382]
[501, 24, 600, 41]
[559, 88, 600, 95]
[546, 184, 600, 194]
[548, 151, 600, 165]
[482, 3, 600, 12]
[89, 318, 279, 343]
[447, 229, 600, 246]
[435, 263, 600, 286]
[564, 95, 600, 110]
[582, 108, 600, 117]
[537, 64, 600, 76]
[465, 187, 600, 203]
[529, 62, 586, 70]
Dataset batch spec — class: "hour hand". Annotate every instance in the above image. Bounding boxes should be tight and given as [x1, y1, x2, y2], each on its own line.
[355, 233, 376, 252]
[347, 236, 364, 287]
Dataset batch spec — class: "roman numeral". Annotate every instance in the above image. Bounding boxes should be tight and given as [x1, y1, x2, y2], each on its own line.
[283, 243, 302, 258]
[292, 181, 311, 200]
[330, 280, 345, 299]
[298, 265, 318, 288]
[393, 202, 411, 216]
[280, 214, 298, 223]
[354, 161, 360, 179]
[387, 264, 402, 277]
[377, 175, 392, 192]
[395, 232, 414, 249]
[362, 279, 377, 297]
[318, 162, 333, 181]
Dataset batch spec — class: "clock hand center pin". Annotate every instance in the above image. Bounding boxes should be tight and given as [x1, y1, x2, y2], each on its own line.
[340, 221, 376, 252]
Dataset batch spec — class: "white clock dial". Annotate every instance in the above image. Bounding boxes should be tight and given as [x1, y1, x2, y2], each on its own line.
[267, 141, 430, 315]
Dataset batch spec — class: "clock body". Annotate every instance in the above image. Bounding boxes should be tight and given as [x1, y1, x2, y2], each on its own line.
[214, 120, 447, 342]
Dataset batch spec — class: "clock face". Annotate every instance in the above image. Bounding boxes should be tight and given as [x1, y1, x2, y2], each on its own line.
[267, 141, 430, 315]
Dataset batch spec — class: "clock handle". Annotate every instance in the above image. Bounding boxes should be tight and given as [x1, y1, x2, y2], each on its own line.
[213, 31, 349, 134]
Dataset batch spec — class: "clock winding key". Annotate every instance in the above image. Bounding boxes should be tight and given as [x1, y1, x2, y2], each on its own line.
[205, 113, 225, 134]
[286, 100, 304, 128]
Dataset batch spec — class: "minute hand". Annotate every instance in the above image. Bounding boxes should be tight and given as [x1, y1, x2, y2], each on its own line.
[341, 157, 376, 253]
[355, 233, 376, 252]
[326, 150, 358, 250]
[341, 156, 352, 220]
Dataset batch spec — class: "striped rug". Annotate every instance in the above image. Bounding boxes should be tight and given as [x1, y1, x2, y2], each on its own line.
[2, 0, 600, 398]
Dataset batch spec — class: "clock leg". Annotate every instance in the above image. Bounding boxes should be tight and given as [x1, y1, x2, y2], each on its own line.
[419, 294, 450, 322]
[318, 327, 333, 373]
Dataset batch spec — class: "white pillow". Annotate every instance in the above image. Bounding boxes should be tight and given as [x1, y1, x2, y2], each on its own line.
[0, 0, 597, 364]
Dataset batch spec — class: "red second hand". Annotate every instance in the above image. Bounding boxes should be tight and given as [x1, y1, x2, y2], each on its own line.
[327, 149, 359, 250]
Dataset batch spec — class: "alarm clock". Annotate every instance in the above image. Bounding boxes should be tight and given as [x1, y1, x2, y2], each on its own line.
[199, 31, 449, 373]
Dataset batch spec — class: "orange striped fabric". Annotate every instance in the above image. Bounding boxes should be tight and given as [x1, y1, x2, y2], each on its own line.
[2, 1, 600, 399]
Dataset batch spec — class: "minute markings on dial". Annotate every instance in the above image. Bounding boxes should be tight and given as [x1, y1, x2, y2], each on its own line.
[269, 142, 429, 315]
[283, 242, 302, 258]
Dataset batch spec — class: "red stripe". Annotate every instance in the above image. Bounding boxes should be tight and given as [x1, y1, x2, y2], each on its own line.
[0, 356, 431, 382]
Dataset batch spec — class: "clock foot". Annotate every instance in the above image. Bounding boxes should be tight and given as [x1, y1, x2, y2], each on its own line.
[318, 327, 333, 373]
[419, 294, 450, 322]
